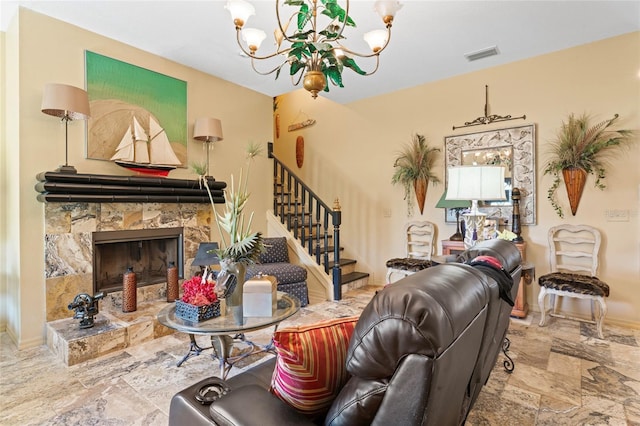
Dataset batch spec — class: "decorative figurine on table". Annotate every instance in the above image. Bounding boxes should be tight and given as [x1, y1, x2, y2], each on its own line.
[511, 187, 524, 242]
[68, 292, 106, 329]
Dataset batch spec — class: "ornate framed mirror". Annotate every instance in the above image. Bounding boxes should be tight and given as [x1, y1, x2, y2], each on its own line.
[444, 124, 536, 225]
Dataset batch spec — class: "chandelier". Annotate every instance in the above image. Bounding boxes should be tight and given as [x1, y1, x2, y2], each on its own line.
[226, 0, 402, 98]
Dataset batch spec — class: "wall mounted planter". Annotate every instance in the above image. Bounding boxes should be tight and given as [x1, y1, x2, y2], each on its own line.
[414, 178, 428, 215]
[562, 167, 587, 216]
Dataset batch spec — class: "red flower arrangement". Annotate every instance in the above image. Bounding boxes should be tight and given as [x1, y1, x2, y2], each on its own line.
[181, 274, 218, 306]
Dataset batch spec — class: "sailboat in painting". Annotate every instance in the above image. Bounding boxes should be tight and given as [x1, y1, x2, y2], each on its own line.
[111, 116, 181, 176]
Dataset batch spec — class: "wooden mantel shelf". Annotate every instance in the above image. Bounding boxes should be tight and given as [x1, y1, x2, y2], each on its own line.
[35, 171, 226, 204]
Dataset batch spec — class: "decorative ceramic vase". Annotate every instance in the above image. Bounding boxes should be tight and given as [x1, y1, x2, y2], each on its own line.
[122, 267, 137, 313]
[562, 167, 587, 216]
[218, 259, 246, 325]
[166, 261, 179, 302]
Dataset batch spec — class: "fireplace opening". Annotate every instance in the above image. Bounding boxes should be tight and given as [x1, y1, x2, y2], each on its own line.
[93, 227, 184, 294]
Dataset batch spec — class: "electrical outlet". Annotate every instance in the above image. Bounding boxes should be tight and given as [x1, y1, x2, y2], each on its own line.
[383, 208, 392, 218]
[604, 209, 629, 222]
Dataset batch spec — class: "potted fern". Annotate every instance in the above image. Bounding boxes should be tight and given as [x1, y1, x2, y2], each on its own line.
[544, 113, 634, 218]
[391, 133, 440, 216]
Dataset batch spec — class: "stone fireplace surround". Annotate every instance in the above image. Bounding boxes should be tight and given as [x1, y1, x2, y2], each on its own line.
[44, 201, 212, 365]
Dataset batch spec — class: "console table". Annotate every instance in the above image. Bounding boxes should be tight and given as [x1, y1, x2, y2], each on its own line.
[441, 239, 529, 318]
[158, 292, 300, 378]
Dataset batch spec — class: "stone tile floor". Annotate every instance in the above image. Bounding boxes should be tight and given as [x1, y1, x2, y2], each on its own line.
[1, 285, 639, 425]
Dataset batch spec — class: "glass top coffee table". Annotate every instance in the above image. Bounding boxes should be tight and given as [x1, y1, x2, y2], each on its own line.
[158, 292, 300, 378]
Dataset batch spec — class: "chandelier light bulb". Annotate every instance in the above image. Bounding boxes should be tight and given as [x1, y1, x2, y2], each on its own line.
[374, 0, 403, 25]
[363, 29, 388, 53]
[242, 28, 267, 53]
[225, 0, 255, 28]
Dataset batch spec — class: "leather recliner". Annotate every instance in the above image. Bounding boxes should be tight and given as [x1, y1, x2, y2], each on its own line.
[169, 239, 522, 426]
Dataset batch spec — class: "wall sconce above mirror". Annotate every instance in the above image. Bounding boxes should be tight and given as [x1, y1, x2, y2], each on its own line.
[444, 124, 536, 225]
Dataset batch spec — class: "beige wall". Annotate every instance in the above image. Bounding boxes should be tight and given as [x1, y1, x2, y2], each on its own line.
[1, 14, 21, 339]
[273, 32, 640, 327]
[1, 8, 273, 348]
[1, 28, 7, 333]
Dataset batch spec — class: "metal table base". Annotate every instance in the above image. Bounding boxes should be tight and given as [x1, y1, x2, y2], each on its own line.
[177, 331, 278, 379]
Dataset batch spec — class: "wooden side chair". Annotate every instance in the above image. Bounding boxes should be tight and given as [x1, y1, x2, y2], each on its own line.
[385, 221, 436, 284]
[538, 224, 609, 339]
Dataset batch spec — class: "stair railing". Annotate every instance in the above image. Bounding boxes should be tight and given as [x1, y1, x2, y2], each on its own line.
[268, 142, 343, 300]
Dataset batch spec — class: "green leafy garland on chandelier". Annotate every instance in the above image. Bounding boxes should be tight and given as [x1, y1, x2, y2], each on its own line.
[275, 0, 366, 94]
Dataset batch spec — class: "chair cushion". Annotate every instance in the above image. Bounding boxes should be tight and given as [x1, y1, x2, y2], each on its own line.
[278, 281, 309, 307]
[259, 237, 290, 264]
[247, 263, 307, 285]
[269, 316, 359, 416]
[385, 257, 434, 272]
[538, 272, 610, 297]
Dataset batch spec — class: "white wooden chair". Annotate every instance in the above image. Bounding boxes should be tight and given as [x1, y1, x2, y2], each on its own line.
[538, 224, 609, 339]
[385, 221, 436, 284]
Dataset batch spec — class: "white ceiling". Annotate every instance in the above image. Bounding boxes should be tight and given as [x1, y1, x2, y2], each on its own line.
[2, 0, 639, 104]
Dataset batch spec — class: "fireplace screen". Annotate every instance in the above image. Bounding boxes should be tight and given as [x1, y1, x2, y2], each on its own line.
[93, 227, 184, 293]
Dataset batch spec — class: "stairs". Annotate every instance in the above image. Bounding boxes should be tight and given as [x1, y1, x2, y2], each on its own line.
[270, 171, 369, 300]
[330, 259, 370, 293]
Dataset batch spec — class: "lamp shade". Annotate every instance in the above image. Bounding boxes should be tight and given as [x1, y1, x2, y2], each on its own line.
[242, 28, 267, 52]
[435, 191, 471, 209]
[192, 242, 220, 266]
[194, 118, 224, 142]
[374, 0, 403, 20]
[41, 83, 90, 120]
[225, 0, 255, 27]
[363, 29, 388, 52]
[446, 166, 506, 201]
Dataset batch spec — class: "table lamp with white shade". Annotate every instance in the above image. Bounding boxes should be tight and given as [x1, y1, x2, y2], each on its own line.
[446, 165, 506, 248]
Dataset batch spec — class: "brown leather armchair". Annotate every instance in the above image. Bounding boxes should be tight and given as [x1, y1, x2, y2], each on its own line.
[169, 239, 522, 426]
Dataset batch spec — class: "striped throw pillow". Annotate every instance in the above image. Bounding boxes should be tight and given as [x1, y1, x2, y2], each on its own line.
[270, 316, 359, 416]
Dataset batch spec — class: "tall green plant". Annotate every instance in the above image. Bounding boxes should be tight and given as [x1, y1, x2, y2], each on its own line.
[198, 142, 265, 264]
[391, 133, 440, 216]
[544, 113, 634, 218]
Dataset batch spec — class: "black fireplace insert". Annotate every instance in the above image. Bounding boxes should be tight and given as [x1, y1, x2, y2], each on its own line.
[92, 227, 184, 293]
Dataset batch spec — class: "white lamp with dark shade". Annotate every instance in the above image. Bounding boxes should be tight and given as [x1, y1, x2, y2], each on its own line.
[41, 83, 91, 174]
[193, 117, 224, 176]
[446, 165, 506, 248]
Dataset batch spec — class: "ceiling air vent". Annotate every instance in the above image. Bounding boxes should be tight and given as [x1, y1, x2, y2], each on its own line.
[464, 46, 499, 62]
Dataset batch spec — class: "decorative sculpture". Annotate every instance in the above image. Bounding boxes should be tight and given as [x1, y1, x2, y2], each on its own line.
[511, 187, 524, 242]
[68, 292, 106, 329]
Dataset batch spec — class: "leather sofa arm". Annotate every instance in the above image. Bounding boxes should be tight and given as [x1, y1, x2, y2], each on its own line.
[210, 385, 315, 426]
